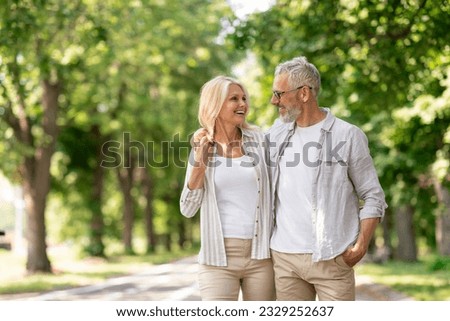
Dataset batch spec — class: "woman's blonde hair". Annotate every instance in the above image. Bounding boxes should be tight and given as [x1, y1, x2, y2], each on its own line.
[198, 75, 251, 140]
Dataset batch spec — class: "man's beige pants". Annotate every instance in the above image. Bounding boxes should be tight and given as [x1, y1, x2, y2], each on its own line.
[271, 250, 355, 301]
[198, 238, 276, 301]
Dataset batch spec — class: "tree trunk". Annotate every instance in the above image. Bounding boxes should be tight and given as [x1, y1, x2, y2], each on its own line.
[395, 204, 417, 262]
[139, 167, 156, 253]
[178, 220, 186, 249]
[87, 125, 106, 257]
[433, 180, 450, 256]
[22, 173, 52, 273]
[23, 80, 60, 273]
[378, 207, 393, 262]
[164, 233, 172, 252]
[116, 157, 135, 254]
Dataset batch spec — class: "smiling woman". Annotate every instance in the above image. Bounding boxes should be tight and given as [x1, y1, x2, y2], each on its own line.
[179, 75, 275, 301]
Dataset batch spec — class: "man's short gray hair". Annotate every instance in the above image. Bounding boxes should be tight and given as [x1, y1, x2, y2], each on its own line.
[275, 56, 321, 98]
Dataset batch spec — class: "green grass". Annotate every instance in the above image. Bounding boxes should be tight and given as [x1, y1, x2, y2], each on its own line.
[355, 255, 450, 301]
[0, 245, 199, 296]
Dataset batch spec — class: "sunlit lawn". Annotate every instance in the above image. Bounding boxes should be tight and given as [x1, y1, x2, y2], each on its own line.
[0, 245, 199, 296]
[355, 255, 450, 301]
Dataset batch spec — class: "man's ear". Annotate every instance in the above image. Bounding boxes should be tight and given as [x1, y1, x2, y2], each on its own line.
[301, 87, 310, 103]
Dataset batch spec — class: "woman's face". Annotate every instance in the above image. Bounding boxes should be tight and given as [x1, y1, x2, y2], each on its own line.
[216, 84, 248, 128]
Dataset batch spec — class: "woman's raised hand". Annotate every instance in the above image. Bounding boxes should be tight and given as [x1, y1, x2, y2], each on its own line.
[192, 128, 213, 168]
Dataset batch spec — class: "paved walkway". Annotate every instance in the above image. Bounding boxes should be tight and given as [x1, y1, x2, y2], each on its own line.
[1, 256, 413, 301]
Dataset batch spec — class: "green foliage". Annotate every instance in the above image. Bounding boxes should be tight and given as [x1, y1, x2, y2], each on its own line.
[231, 0, 450, 255]
[232, 0, 449, 120]
[381, 73, 449, 247]
[1, 0, 242, 257]
[428, 256, 450, 272]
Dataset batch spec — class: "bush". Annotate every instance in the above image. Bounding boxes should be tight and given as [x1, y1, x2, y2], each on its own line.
[428, 256, 450, 272]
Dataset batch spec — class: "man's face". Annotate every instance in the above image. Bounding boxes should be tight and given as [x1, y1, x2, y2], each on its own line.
[271, 74, 301, 123]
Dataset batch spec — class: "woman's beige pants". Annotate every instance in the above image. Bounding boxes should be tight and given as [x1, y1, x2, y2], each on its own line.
[198, 238, 276, 301]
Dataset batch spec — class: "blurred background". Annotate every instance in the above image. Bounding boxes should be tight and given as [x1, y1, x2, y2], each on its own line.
[0, 0, 449, 298]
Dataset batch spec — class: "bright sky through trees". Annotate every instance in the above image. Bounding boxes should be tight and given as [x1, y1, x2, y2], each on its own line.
[228, 0, 274, 18]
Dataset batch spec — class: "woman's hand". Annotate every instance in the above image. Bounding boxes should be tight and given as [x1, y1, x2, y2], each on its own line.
[187, 128, 213, 190]
[192, 128, 213, 169]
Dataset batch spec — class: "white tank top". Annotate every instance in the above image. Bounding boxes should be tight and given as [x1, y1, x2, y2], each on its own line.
[214, 155, 257, 239]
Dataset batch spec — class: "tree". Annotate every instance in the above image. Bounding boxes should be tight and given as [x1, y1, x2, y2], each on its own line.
[386, 73, 450, 256]
[45, 0, 241, 255]
[231, 0, 450, 260]
[91, 0, 241, 253]
[0, 0, 94, 272]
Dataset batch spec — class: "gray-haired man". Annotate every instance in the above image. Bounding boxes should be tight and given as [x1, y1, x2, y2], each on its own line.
[267, 56, 387, 300]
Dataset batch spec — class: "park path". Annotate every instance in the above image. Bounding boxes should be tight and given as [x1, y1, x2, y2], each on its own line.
[1, 256, 413, 301]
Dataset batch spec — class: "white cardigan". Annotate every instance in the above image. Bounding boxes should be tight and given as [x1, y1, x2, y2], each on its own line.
[180, 127, 273, 266]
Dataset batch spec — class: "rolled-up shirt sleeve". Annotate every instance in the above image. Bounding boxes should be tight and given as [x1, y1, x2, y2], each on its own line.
[348, 127, 388, 221]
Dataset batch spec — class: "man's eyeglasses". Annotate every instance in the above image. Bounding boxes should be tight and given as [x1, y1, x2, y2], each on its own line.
[272, 85, 311, 100]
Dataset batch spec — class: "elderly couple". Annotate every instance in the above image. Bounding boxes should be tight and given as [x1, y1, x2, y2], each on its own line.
[179, 56, 387, 301]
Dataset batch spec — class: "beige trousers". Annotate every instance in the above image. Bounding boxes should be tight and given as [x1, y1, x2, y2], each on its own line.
[271, 250, 355, 301]
[198, 238, 276, 301]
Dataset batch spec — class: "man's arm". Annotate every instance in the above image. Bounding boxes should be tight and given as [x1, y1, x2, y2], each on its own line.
[341, 127, 386, 266]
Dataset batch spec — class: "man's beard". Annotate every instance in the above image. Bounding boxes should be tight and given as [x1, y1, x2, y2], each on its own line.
[279, 106, 301, 123]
